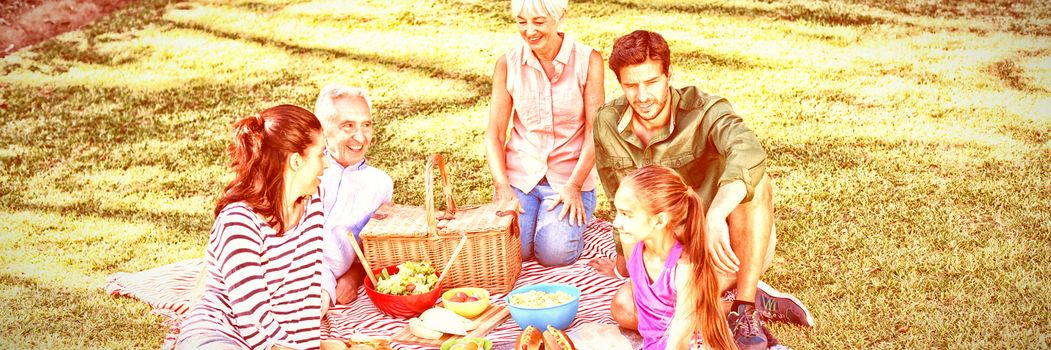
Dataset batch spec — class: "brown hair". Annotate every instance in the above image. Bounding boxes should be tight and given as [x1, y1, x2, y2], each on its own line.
[214, 104, 322, 234]
[608, 30, 671, 81]
[622, 165, 735, 350]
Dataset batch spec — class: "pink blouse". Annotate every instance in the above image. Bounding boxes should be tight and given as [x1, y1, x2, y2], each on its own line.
[503, 34, 597, 193]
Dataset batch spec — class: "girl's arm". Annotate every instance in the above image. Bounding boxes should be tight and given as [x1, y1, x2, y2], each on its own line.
[666, 259, 698, 350]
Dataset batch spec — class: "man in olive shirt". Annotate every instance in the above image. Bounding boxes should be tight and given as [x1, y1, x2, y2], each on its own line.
[590, 30, 812, 349]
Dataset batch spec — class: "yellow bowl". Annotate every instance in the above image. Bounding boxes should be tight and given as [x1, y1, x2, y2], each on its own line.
[441, 287, 490, 318]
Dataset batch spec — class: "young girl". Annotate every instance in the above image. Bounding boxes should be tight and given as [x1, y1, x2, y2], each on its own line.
[611, 165, 734, 350]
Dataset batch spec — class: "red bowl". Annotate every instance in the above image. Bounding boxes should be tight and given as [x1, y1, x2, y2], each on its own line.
[363, 265, 442, 318]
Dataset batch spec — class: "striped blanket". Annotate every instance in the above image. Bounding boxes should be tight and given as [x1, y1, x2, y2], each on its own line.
[105, 220, 627, 349]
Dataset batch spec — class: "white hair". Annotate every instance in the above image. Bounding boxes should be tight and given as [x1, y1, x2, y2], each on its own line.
[511, 0, 568, 21]
[314, 83, 372, 123]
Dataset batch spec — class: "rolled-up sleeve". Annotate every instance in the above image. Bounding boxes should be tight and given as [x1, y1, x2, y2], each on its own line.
[705, 101, 767, 203]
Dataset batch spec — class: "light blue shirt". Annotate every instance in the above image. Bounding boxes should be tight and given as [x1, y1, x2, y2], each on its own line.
[320, 155, 393, 302]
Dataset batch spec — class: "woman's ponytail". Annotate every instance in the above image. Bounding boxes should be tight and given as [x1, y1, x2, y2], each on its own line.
[229, 114, 265, 177]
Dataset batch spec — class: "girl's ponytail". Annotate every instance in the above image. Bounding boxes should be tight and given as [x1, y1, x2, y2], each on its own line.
[684, 192, 735, 350]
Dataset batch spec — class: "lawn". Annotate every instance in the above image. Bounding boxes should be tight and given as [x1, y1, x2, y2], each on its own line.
[0, 0, 1048, 348]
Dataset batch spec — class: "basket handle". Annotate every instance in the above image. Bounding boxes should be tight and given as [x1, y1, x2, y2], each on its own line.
[425, 154, 457, 235]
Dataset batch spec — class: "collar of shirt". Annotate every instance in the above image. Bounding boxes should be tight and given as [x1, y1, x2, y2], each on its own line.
[519, 32, 573, 81]
[615, 87, 682, 150]
[325, 151, 368, 172]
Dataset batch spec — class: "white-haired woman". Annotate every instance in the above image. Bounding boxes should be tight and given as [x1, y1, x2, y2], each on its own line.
[485, 0, 604, 267]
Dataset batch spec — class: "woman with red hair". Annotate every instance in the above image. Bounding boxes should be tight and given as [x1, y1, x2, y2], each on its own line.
[177, 105, 328, 350]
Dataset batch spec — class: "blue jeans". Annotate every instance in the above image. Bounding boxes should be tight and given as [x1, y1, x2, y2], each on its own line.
[514, 179, 596, 266]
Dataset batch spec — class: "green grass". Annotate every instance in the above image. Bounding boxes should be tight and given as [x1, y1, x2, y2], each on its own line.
[1, 0, 1049, 348]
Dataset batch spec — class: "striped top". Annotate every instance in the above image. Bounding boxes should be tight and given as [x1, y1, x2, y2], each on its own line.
[178, 196, 325, 350]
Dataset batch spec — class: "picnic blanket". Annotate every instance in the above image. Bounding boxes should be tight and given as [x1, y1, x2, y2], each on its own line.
[105, 220, 625, 349]
[104, 220, 789, 349]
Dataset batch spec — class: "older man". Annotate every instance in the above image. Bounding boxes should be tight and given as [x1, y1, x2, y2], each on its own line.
[315, 84, 393, 313]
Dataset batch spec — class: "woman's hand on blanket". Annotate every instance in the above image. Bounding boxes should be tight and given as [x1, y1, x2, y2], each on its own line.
[550, 183, 586, 227]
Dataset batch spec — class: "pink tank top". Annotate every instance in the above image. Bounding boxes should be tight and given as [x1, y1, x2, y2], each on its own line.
[628, 241, 683, 350]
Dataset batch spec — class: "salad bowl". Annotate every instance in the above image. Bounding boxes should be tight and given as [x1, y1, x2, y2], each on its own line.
[363, 263, 443, 318]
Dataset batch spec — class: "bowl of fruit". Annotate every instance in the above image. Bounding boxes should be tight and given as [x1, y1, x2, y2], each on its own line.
[441, 287, 490, 318]
[363, 261, 442, 318]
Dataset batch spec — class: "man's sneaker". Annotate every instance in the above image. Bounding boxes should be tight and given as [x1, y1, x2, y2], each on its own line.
[756, 280, 815, 327]
[728, 303, 768, 350]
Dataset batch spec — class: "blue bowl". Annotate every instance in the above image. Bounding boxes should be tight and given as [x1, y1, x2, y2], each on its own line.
[505, 283, 581, 330]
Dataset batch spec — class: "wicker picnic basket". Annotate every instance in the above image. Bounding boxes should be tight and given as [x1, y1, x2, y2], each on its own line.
[359, 154, 522, 293]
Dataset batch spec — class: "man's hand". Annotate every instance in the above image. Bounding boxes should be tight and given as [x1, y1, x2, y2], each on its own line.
[493, 183, 524, 214]
[335, 276, 360, 305]
[549, 183, 585, 227]
[705, 214, 740, 274]
[334, 264, 364, 305]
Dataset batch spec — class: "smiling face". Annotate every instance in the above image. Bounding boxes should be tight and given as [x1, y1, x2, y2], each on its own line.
[515, 8, 561, 52]
[612, 182, 661, 247]
[321, 95, 373, 167]
[617, 58, 671, 123]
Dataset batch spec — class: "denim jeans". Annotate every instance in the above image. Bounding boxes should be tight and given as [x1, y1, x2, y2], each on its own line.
[514, 178, 596, 266]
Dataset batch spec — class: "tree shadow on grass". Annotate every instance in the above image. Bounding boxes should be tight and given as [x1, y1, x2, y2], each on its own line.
[587, 0, 1051, 36]
[676, 49, 764, 71]
[3, 55, 494, 232]
[163, 20, 491, 113]
[985, 56, 1051, 95]
[216, 0, 316, 13]
[840, 0, 1051, 36]
[0, 274, 166, 348]
[592, 0, 888, 27]
[0, 198, 212, 251]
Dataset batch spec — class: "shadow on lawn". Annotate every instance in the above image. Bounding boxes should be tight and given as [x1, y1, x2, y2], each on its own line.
[591, 0, 1051, 36]
[0, 274, 166, 347]
[594, 0, 887, 27]
[986, 57, 1051, 95]
[162, 20, 491, 117]
[2, 28, 497, 231]
[676, 49, 769, 71]
[1, 198, 213, 249]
